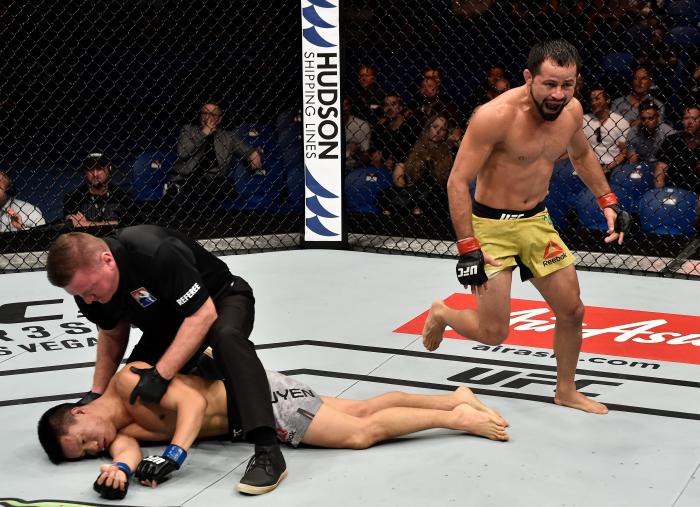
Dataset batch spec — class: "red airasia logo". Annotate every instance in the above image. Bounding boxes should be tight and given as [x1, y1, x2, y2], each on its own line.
[394, 294, 700, 365]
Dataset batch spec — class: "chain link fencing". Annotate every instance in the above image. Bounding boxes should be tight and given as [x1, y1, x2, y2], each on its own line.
[343, 0, 700, 279]
[0, 1, 698, 279]
[0, 0, 303, 270]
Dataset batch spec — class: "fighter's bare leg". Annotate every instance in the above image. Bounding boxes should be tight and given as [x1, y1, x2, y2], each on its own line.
[302, 403, 508, 449]
[422, 268, 514, 351]
[321, 387, 508, 426]
[530, 265, 608, 414]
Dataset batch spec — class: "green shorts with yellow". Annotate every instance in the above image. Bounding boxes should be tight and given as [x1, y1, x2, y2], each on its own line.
[471, 200, 574, 281]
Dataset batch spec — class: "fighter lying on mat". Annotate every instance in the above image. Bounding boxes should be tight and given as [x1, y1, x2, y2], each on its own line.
[38, 361, 508, 499]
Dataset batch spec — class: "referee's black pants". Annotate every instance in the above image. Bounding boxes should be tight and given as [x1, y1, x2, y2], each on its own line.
[128, 281, 275, 440]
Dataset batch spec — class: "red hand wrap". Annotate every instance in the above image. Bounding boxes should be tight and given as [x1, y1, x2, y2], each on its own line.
[456, 237, 481, 256]
[597, 192, 618, 209]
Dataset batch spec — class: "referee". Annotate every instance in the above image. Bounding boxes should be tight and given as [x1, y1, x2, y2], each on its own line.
[46, 224, 287, 495]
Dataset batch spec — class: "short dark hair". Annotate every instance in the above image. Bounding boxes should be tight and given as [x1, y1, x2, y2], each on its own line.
[590, 86, 610, 103]
[37, 403, 78, 464]
[527, 40, 581, 77]
[639, 100, 658, 113]
[46, 232, 108, 287]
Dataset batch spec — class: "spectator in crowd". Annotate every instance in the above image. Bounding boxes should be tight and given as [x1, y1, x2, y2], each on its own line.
[679, 62, 700, 114]
[373, 93, 422, 168]
[654, 106, 700, 195]
[411, 76, 461, 126]
[464, 64, 508, 118]
[388, 114, 453, 216]
[627, 101, 675, 167]
[343, 97, 371, 171]
[167, 102, 261, 212]
[0, 169, 45, 232]
[611, 67, 665, 127]
[423, 67, 443, 93]
[583, 87, 630, 174]
[635, 24, 677, 99]
[348, 64, 385, 123]
[63, 153, 133, 228]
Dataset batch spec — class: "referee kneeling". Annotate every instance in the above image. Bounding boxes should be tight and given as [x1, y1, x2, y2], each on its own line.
[46, 224, 286, 495]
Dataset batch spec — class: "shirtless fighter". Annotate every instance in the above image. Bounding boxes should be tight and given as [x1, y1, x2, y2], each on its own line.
[38, 362, 508, 500]
[422, 40, 631, 414]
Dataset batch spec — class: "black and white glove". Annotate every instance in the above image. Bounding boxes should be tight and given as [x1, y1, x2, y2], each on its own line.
[598, 192, 631, 234]
[129, 366, 170, 404]
[135, 444, 187, 485]
[93, 462, 131, 500]
[455, 237, 488, 287]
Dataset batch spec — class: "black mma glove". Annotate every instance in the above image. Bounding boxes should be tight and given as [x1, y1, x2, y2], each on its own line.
[93, 462, 131, 500]
[135, 444, 187, 485]
[77, 390, 102, 406]
[598, 192, 631, 234]
[455, 237, 488, 287]
[129, 366, 170, 404]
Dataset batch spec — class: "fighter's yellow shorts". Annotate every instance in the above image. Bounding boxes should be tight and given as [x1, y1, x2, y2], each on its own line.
[471, 201, 574, 281]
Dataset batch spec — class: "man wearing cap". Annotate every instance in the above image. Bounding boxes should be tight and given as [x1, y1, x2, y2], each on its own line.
[64, 153, 134, 228]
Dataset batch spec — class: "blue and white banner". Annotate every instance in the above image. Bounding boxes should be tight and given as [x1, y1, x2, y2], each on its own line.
[301, 0, 342, 242]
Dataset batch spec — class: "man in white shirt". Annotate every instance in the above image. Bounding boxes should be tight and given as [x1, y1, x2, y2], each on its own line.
[0, 170, 45, 232]
[583, 87, 630, 174]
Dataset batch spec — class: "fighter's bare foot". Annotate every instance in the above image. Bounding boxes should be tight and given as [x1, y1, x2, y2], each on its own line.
[554, 389, 608, 414]
[452, 404, 508, 441]
[422, 300, 448, 351]
[453, 386, 509, 427]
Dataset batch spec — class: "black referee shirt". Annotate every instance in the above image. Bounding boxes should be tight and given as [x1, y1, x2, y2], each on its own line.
[76, 225, 241, 335]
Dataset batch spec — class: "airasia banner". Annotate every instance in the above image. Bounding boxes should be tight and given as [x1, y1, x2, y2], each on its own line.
[395, 294, 700, 365]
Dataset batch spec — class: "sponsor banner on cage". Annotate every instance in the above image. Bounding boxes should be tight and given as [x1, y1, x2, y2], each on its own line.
[300, 0, 343, 242]
[395, 294, 700, 365]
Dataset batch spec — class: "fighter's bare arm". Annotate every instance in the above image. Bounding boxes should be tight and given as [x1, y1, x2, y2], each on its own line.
[92, 319, 131, 394]
[116, 362, 208, 452]
[566, 106, 613, 198]
[447, 105, 505, 239]
[567, 106, 625, 244]
[155, 297, 218, 380]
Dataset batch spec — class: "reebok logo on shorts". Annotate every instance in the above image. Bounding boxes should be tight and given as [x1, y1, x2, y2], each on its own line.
[542, 240, 566, 266]
[176, 282, 201, 306]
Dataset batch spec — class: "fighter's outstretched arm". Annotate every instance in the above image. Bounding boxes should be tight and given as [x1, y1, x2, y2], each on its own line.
[92, 433, 141, 499]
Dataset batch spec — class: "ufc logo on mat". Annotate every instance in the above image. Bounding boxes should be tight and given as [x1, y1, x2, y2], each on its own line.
[457, 266, 478, 277]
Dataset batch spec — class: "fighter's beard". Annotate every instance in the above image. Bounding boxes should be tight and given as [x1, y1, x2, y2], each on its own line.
[531, 88, 567, 122]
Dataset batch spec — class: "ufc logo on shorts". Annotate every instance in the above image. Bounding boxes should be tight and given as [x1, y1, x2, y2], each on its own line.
[176, 283, 201, 306]
[499, 213, 524, 220]
[458, 266, 478, 277]
[145, 456, 166, 465]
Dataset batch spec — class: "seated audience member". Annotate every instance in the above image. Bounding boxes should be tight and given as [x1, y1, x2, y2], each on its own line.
[654, 106, 700, 196]
[410, 77, 460, 126]
[64, 153, 133, 228]
[343, 97, 371, 171]
[348, 64, 386, 123]
[0, 170, 45, 231]
[373, 93, 422, 168]
[583, 87, 630, 174]
[166, 102, 261, 211]
[611, 67, 665, 127]
[385, 114, 453, 216]
[464, 64, 507, 117]
[627, 101, 675, 167]
[38, 361, 508, 500]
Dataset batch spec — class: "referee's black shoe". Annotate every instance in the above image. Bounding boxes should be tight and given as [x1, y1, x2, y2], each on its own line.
[237, 445, 288, 495]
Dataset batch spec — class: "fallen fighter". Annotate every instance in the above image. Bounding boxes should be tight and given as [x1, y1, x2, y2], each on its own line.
[38, 361, 508, 499]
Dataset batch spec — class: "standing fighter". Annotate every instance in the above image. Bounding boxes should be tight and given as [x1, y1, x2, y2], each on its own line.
[46, 225, 287, 494]
[422, 40, 630, 414]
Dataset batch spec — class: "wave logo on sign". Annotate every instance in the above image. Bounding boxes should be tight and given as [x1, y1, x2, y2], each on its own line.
[305, 164, 338, 236]
[302, 0, 337, 47]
